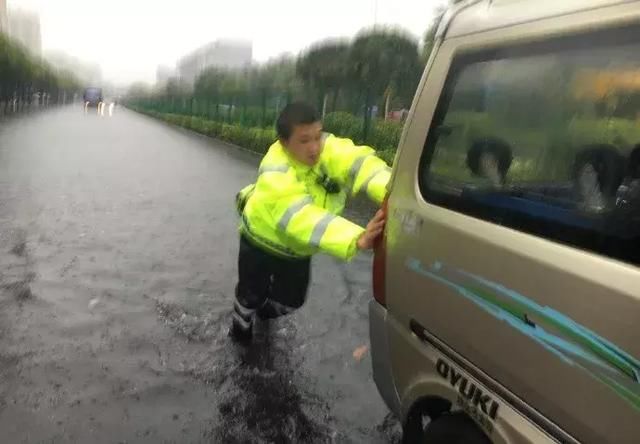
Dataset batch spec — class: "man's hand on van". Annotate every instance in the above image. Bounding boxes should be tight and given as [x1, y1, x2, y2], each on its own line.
[357, 210, 386, 251]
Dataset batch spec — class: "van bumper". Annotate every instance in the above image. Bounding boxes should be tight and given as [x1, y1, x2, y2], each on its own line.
[369, 300, 401, 417]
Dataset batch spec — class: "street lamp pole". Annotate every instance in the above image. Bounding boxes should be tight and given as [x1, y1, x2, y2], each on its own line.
[374, 0, 379, 26]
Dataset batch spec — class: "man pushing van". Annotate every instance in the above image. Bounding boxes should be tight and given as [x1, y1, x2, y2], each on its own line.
[231, 102, 390, 341]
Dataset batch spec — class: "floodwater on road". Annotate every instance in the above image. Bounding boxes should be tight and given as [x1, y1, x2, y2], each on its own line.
[0, 106, 401, 443]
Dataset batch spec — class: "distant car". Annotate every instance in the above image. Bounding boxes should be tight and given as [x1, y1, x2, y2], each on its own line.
[83, 87, 103, 108]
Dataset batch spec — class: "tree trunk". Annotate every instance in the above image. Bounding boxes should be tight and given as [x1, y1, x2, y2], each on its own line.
[384, 89, 392, 121]
[261, 92, 267, 127]
[331, 89, 340, 113]
[322, 93, 328, 119]
[351, 91, 362, 115]
[317, 90, 325, 115]
[362, 90, 373, 144]
[242, 100, 247, 126]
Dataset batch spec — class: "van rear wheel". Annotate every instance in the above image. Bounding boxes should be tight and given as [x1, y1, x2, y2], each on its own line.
[424, 413, 490, 444]
[405, 412, 490, 444]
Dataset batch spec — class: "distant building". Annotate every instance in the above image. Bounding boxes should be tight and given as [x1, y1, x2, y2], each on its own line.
[0, 0, 7, 34]
[177, 39, 252, 89]
[8, 9, 41, 56]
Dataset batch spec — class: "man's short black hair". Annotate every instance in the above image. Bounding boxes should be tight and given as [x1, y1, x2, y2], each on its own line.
[276, 102, 320, 140]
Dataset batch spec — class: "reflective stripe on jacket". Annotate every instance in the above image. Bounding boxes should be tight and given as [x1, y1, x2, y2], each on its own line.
[239, 133, 391, 261]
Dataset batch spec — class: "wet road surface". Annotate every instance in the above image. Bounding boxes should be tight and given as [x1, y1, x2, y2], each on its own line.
[0, 107, 401, 443]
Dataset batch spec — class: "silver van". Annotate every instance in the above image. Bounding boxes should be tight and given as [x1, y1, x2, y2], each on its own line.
[369, 1, 640, 443]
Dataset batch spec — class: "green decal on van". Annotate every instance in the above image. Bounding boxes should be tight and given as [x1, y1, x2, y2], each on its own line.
[407, 258, 640, 411]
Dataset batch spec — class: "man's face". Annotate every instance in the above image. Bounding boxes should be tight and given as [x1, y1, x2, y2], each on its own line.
[282, 121, 323, 166]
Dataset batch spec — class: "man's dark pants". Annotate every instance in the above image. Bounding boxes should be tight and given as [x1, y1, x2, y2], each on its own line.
[232, 235, 311, 336]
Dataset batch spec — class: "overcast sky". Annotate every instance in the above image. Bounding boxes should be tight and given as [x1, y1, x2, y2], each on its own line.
[9, 0, 447, 85]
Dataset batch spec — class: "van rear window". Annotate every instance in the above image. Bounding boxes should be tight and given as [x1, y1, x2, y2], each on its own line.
[418, 26, 640, 266]
[84, 88, 102, 98]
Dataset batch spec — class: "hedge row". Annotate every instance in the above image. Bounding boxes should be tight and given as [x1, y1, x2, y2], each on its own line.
[137, 106, 640, 178]
[444, 111, 640, 154]
[437, 110, 640, 181]
[280, 110, 401, 164]
[133, 107, 399, 164]
[144, 98, 281, 129]
[136, 109, 279, 154]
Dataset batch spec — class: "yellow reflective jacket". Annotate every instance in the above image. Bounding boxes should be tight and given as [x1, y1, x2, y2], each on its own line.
[236, 133, 391, 261]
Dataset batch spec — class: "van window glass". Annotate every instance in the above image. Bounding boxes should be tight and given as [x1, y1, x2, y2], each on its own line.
[419, 29, 640, 266]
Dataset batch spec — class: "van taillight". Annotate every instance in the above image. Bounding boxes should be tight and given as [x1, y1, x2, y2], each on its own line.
[372, 197, 388, 307]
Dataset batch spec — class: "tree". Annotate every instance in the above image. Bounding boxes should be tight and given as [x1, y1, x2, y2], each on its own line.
[5, 38, 33, 106]
[0, 33, 79, 111]
[127, 82, 152, 98]
[165, 77, 183, 97]
[297, 40, 350, 117]
[217, 71, 247, 122]
[195, 67, 224, 99]
[195, 67, 226, 118]
[249, 56, 302, 123]
[269, 56, 301, 108]
[349, 28, 421, 139]
[250, 64, 275, 126]
[55, 69, 79, 103]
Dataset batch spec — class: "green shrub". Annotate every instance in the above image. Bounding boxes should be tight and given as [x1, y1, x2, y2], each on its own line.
[203, 120, 222, 137]
[162, 114, 177, 125]
[324, 111, 403, 157]
[377, 149, 396, 165]
[236, 107, 278, 128]
[150, 99, 280, 129]
[370, 120, 403, 152]
[323, 112, 363, 143]
[179, 115, 191, 128]
[567, 117, 640, 149]
[251, 128, 277, 153]
[190, 117, 210, 133]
